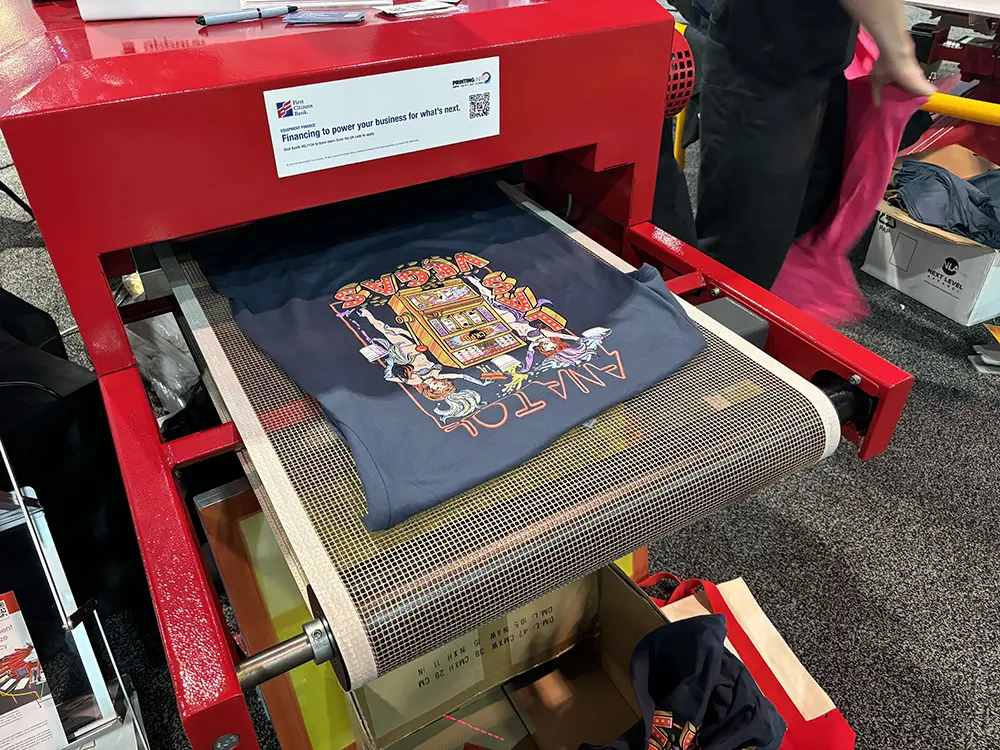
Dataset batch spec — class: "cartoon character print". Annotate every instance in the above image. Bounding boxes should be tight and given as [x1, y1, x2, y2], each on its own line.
[463, 274, 611, 391]
[333, 253, 619, 426]
[523, 327, 612, 372]
[357, 307, 489, 421]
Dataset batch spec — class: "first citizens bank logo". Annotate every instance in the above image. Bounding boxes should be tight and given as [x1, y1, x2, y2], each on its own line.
[452, 71, 492, 88]
[275, 98, 314, 118]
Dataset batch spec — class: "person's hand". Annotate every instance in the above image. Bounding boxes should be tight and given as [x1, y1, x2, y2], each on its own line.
[839, 1, 936, 105]
[871, 46, 936, 106]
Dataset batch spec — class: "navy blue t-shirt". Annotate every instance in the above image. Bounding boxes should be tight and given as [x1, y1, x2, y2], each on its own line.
[581, 616, 785, 750]
[190, 180, 705, 531]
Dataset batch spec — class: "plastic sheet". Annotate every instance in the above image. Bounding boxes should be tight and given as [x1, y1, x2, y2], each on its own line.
[125, 314, 199, 416]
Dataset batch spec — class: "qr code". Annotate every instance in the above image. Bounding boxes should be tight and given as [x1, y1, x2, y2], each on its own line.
[469, 92, 490, 119]
[0, 601, 9, 618]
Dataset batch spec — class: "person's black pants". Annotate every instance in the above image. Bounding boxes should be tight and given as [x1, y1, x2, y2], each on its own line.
[652, 118, 699, 248]
[695, 37, 847, 289]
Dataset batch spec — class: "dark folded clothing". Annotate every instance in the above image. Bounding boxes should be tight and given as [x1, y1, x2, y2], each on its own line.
[894, 160, 1000, 249]
[969, 168, 1000, 207]
[580, 616, 785, 750]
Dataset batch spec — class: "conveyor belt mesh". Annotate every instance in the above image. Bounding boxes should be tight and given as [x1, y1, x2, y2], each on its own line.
[165, 201, 837, 687]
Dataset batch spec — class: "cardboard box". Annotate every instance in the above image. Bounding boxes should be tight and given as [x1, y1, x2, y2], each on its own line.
[506, 649, 637, 750]
[504, 567, 667, 750]
[391, 688, 538, 750]
[351, 574, 599, 749]
[863, 145, 1000, 326]
[351, 567, 667, 750]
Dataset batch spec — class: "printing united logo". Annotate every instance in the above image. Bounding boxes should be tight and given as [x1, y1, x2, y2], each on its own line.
[276, 101, 294, 118]
[452, 71, 492, 88]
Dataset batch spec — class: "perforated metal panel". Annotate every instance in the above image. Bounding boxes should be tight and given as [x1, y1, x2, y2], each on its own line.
[664, 27, 695, 119]
[160, 190, 839, 688]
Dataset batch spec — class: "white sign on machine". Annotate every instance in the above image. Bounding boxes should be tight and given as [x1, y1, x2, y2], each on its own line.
[263, 57, 500, 178]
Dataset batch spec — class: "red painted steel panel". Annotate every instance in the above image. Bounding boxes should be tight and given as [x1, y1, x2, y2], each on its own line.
[100, 368, 257, 749]
[0, 2, 674, 743]
[2, 0, 673, 374]
[164, 421, 243, 469]
[0, 4, 913, 745]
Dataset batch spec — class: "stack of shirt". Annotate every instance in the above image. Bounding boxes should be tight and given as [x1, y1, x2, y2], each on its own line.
[189, 178, 705, 531]
[894, 161, 1000, 249]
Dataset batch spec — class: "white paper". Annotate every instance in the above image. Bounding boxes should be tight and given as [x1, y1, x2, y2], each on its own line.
[264, 57, 499, 178]
[77, 0, 236, 20]
[380, 0, 451, 13]
[254, 0, 390, 6]
[360, 343, 389, 362]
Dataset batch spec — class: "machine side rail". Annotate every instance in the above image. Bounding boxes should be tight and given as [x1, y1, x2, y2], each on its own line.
[628, 222, 914, 459]
[99, 368, 256, 750]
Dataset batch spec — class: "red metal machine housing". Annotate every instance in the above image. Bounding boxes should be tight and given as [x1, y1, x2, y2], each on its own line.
[0, 1, 912, 747]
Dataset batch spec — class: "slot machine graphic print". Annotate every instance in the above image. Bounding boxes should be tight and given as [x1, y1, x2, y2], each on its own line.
[332, 252, 620, 427]
[388, 279, 526, 368]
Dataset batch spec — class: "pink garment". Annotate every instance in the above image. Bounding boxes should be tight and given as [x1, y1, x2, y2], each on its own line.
[844, 27, 879, 81]
[770, 79, 930, 326]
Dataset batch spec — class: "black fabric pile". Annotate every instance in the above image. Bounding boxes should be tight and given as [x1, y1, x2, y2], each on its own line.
[893, 161, 1000, 249]
[581, 616, 785, 750]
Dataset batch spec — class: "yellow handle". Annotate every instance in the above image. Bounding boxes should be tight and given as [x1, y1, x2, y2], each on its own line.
[923, 92, 1000, 128]
[674, 106, 688, 169]
[673, 22, 689, 169]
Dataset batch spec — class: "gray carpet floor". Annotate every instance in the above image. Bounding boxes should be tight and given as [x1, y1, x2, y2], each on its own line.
[2, 7, 998, 746]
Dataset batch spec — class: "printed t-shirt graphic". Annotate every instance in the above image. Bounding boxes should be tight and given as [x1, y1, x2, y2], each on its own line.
[191, 179, 706, 531]
[333, 249, 619, 429]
